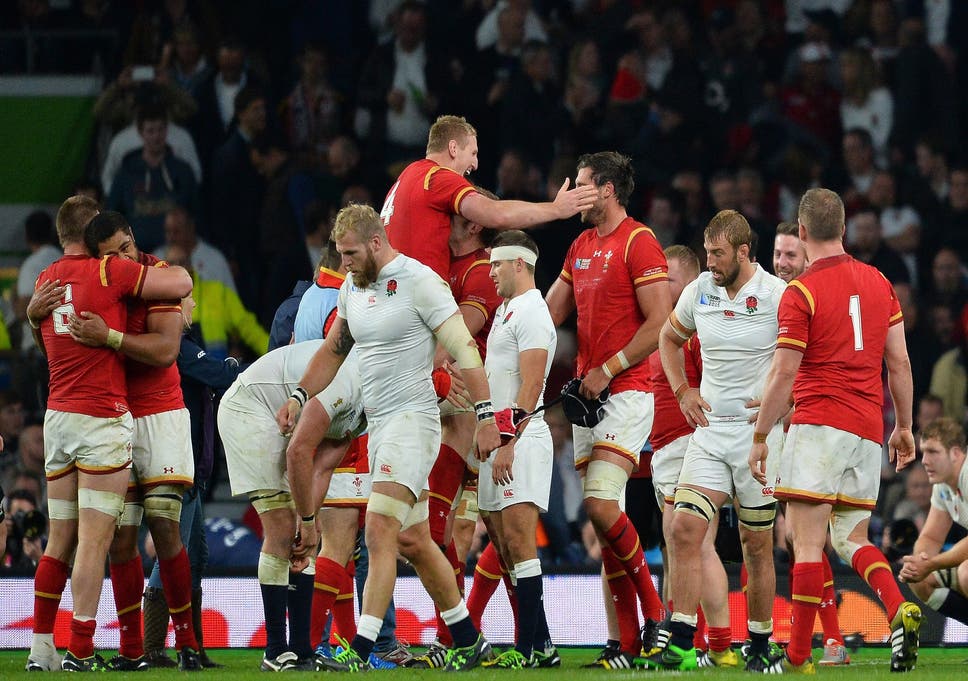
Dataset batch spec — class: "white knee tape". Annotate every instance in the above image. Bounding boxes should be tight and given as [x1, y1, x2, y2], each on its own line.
[926, 586, 949, 610]
[673, 487, 716, 523]
[258, 551, 291, 586]
[47, 498, 79, 520]
[829, 507, 869, 563]
[401, 499, 429, 531]
[77, 488, 124, 519]
[119, 501, 144, 527]
[368, 492, 412, 525]
[582, 460, 628, 501]
[456, 489, 479, 523]
[143, 484, 184, 523]
[250, 489, 294, 515]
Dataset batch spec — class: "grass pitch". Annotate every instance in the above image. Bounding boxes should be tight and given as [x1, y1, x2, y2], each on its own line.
[1, 646, 967, 678]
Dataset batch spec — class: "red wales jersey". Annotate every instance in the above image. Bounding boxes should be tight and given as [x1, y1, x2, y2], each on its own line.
[649, 336, 703, 452]
[449, 248, 501, 359]
[559, 217, 668, 394]
[777, 254, 902, 443]
[39, 254, 147, 417]
[125, 253, 184, 418]
[382, 158, 477, 279]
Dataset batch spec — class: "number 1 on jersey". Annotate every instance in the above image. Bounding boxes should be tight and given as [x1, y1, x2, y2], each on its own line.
[848, 294, 863, 351]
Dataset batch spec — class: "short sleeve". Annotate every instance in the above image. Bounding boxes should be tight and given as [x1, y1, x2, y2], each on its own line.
[776, 282, 812, 352]
[146, 260, 181, 314]
[426, 167, 477, 215]
[671, 279, 699, 336]
[626, 228, 668, 288]
[886, 281, 903, 327]
[457, 260, 501, 323]
[414, 269, 460, 331]
[512, 302, 556, 353]
[102, 255, 147, 297]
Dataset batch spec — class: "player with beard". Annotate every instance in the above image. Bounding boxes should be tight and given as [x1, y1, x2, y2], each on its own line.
[278, 204, 502, 672]
[545, 152, 671, 669]
[655, 210, 786, 672]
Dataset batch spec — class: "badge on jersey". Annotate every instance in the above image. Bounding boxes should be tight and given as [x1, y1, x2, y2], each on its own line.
[746, 296, 758, 314]
[386, 279, 398, 296]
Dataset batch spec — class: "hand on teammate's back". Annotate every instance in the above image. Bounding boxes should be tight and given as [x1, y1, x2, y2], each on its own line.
[67, 311, 109, 347]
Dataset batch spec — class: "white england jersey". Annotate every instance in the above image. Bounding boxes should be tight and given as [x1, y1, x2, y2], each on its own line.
[485, 289, 557, 435]
[338, 254, 458, 418]
[673, 264, 786, 421]
[930, 458, 968, 529]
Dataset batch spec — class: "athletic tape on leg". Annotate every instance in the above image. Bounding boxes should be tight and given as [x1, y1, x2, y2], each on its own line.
[47, 498, 79, 520]
[737, 501, 776, 531]
[77, 488, 125, 518]
[143, 484, 184, 523]
[249, 489, 294, 514]
[673, 487, 716, 523]
[582, 459, 628, 501]
[829, 507, 870, 563]
[368, 492, 412, 525]
[401, 498, 429, 531]
[119, 501, 144, 527]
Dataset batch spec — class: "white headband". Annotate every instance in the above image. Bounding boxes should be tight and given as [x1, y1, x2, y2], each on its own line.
[490, 245, 537, 266]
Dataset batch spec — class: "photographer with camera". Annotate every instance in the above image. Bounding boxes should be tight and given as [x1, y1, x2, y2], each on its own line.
[3, 489, 46, 570]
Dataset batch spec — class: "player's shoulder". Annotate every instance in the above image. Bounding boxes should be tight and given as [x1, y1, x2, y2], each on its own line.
[751, 265, 787, 296]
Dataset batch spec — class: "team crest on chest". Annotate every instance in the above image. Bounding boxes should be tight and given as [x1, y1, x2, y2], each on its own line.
[603, 250, 613, 271]
[386, 279, 398, 296]
[746, 296, 758, 314]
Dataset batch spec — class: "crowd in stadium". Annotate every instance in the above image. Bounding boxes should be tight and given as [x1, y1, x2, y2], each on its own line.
[2, 0, 968, 674]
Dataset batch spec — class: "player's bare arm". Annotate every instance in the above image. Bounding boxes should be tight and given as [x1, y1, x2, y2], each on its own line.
[884, 321, 916, 470]
[899, 506, 952, 583]
[659, 315, 711, 428]
[582, 280, 672, 400]
[26, 278, 66, 327]
[275, 316, 353, 435]
[544, 278, 576, 327]
[67, 309, 182, 367]
[460, 178, 598, 230]
[140, 264, 193, 300]
[748, 347, 802, 485]
[432, 312, 502, 457]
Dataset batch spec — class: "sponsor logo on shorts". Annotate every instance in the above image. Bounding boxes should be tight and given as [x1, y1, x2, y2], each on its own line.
[163, 466, 174, 474]
[380, 464, 392, 474]
[762, 486, 774, 495]
[503, 489, 514, 498]
[332, 398, 343, 409]
[604, 433, 616, 441]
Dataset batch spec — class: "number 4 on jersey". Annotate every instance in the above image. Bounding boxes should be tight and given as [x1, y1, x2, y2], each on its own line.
[380, 181, 400, 226]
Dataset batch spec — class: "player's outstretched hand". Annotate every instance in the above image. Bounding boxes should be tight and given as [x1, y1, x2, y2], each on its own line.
[27, 278, 66, 325]
[276, 398, 301, 436]
[679, 388, 711, 428]
[68, 311, 109, 346]
[475, 421, 501, 461]
[748, 442, 770, 486]
[889, 426, 916, 472]
[553, 177, 599, 219]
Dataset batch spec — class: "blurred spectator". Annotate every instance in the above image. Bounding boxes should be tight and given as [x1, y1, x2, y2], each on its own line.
[101, 115, 202, 194]
[671, 168, 707, 237]
[209, 85, 267, 311]
[93, 68, 197, 135]
[3, 422, 45, 502]
[781, 42, 841, 154]
[2, 488, 44, 570]
[621, 8, 672, 95]
[475, 0, 547, 51]
[862, 0, 900, 84]
[939, 165, 968, 260]
[845, 208, 909, 285]
[191, 36, 264, 169]
[499, 40, 563, 176]
[355, 1, 446, 172]
[107, 102, 199, 253]
[495, 148, 540, 201]
[708, 170, 738, 213]
[868, 169, 920, 283]
[892, 463, 932, 531]
[278, 42, 344, 162]
[915, 393, 944, 437]
[71, 178, 104, 205]
[158, 19, 214, 102]
[14, 211, 60, 357]
[929, 309, 968, 422]
[154, 206, 235, 292]
[646, 186, 685, 248]
[925, 247, 968, 313]
[0, 391, 25, 456]
[835, 127, 877, 211]
[561, 38, 607, 155]
[895, 283, 941, 402]
[839, 47, 893, 166]
[123, 0, 218, 67]
[165, 244, 267, 362]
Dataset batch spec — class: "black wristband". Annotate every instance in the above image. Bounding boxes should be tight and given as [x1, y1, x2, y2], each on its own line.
[301, 514, 315, 522]
[290, 386, 308, 408]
